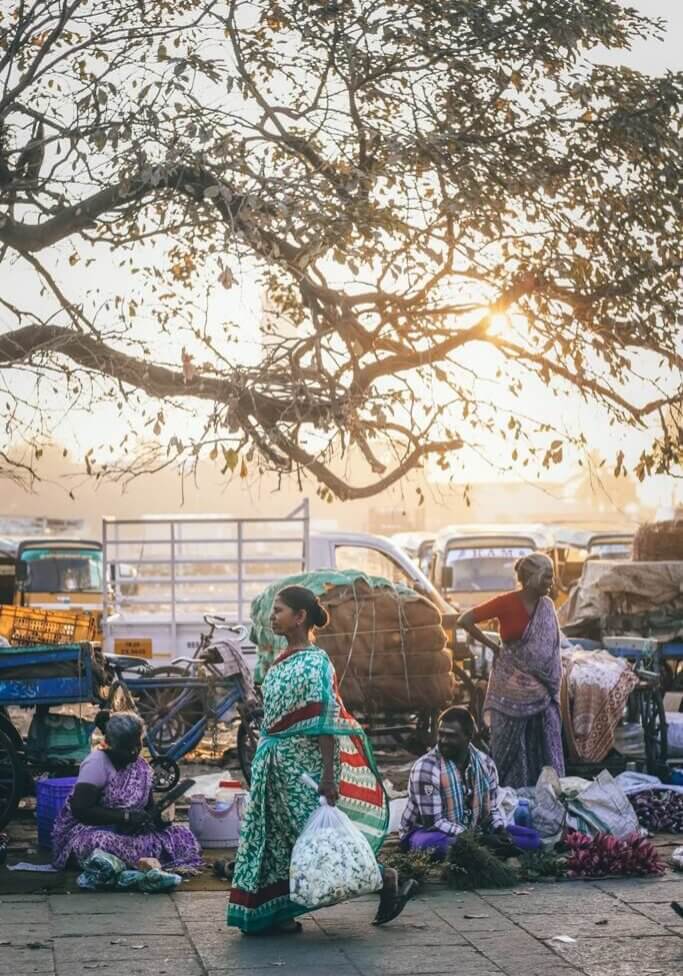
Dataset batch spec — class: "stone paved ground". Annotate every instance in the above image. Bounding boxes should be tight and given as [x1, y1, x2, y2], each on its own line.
[0, 875, 681, 976]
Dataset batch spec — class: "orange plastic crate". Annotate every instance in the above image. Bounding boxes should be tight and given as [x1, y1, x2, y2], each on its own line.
[0, 605, 98, 646]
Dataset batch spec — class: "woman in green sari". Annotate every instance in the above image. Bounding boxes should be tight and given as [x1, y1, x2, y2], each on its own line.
[227, 585, 416, 935]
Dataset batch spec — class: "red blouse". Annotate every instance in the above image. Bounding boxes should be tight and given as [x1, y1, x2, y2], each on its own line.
[471, 590, 530, 642]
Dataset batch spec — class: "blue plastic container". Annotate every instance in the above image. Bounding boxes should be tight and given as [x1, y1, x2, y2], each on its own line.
[671, 769, 683, 787]
[36, 776, 77, 850]
[514, 798, 532, 828]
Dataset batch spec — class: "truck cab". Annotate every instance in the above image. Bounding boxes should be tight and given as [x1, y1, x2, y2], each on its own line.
[431, 524, 553, 611]
[15, 539, 104, 615]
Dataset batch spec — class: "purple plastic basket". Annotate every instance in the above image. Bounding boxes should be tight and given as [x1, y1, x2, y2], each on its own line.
[36, 776, 77, 850]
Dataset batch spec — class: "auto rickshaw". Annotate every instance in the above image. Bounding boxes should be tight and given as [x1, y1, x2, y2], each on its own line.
[550, 528, 634, 606]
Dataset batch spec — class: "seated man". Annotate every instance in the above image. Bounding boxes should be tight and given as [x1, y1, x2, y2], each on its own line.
[399, 706, 510, 859]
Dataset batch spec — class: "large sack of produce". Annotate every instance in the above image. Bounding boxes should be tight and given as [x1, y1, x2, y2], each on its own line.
[250, 570, 453, 711]
[633, 520, 683, 562]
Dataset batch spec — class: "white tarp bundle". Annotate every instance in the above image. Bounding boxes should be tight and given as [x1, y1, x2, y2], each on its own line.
[560, 560, 683, 629]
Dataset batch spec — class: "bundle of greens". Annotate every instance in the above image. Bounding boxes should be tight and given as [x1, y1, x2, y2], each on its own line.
[383, 849, 436, 886]
[518, 849, 568, 882]
[442, 833, 519, 890]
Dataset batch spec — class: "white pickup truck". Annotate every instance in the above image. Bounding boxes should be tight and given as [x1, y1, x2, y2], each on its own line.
[102, 502, 456, 667]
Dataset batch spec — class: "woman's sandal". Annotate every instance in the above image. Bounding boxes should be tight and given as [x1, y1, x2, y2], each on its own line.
[372, 878, 419, 926]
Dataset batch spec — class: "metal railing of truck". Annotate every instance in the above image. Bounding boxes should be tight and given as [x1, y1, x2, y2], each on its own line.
[102, 501, 310, 646]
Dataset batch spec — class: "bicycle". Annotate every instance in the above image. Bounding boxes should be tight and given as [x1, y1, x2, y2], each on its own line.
[105, 615, 262, 790]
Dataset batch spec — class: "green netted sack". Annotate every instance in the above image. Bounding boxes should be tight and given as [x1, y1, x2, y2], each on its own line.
[251, 571, 453, 711]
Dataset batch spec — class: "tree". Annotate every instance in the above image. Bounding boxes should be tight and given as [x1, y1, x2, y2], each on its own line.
[0, 0, 681, 500]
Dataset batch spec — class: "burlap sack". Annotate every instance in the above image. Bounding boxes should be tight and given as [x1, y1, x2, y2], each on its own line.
[316, 579, 453, 711]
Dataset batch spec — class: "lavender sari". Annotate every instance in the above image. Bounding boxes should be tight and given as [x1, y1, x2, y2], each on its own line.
[485, 596, 565, 788]
[52, 755, 202, 872]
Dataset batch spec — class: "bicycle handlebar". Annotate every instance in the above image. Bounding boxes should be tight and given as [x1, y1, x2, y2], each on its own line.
[170, 657, 199, 668]
[203, 615, 248, 642]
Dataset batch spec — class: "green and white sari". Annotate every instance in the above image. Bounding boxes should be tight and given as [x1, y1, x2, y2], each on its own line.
[227, 645, 389, 933]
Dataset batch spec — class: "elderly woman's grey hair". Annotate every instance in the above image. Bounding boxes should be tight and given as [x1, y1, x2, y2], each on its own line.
[104, 711, 145, 747]
[514, 552, 554, 584]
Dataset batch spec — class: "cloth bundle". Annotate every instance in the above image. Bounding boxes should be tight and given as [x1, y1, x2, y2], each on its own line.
[77, 849, 182, 892]
[560, 648, 638, 763]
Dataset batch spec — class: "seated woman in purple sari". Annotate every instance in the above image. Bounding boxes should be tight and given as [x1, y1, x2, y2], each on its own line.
[458, 553, 565, 788]
[52, 712, 202, 873]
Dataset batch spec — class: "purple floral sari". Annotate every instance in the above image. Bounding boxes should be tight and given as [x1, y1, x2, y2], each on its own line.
[485, 596, 565, 788]
[52, 756, 202, 872]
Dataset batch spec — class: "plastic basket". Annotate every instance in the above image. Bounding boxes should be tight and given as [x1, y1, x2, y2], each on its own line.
[35, 776, 77, 850]
[0, 605, 98, 646]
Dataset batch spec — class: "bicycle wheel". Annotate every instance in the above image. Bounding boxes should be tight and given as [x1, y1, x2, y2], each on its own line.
[0, 729, 22, 830]
[133, 667, 204, 751]
[151, 757, 180, 792]
[107, 678, 136, 713]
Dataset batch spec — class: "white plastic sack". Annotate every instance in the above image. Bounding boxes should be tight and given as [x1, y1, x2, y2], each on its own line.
[289, 795, 382, 909]
[496, 786, 519, 827]
[568, 770, 641, 839]
[532, 767, 567, 839]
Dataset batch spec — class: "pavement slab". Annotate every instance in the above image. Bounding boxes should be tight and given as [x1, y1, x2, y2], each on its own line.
[48, 891, 179, 915]
[52, 932, 199, 965]
[47, 911, 186, 937]
[57, 962, 206, 976]
[513, 910, 668, 940]
[479, 889, 620, 916]
[315, 915, 469, 946]
[341, 942, 501, 976]
[1, 876, 680, 976]
[0, 945, 55, 975]
[592, 877, 683, 902]
[627, 901, 683, 931]
[546, 934, 683, 976]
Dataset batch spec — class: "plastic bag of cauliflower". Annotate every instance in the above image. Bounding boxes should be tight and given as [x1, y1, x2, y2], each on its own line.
[289, 778, 383, 909]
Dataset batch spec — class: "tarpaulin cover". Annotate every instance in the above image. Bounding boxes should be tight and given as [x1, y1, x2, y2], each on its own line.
[559, 560, 683, 636]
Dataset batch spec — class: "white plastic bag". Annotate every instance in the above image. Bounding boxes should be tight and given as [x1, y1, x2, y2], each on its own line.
[568, 770, 641, 839]
[532, 766, 567, 839]
[289, 776, 382, 908]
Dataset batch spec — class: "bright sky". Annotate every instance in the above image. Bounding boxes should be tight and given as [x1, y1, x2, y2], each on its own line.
[2, 1, 681, 509]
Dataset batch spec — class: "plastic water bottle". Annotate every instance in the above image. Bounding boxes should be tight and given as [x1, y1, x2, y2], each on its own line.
[514, 798, 531, 828]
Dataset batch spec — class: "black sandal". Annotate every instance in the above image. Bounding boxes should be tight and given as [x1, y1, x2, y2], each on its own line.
[372, 878, 419, 926]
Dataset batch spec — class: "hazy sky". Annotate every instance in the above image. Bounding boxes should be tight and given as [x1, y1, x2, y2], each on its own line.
[2, 1, 681, 510]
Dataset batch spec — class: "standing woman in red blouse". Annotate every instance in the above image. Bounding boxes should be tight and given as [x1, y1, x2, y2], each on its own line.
[457, 553, 565, 788]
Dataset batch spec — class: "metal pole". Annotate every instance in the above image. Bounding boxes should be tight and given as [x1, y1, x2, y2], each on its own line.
[170, 520, 177, 652]
[237, 521, 244, 625]
[302, 497, 310, 572]
[102, 519, 109, 652]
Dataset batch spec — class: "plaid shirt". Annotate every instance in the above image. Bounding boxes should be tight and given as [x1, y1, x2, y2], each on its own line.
[399, 746, 504, 840]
